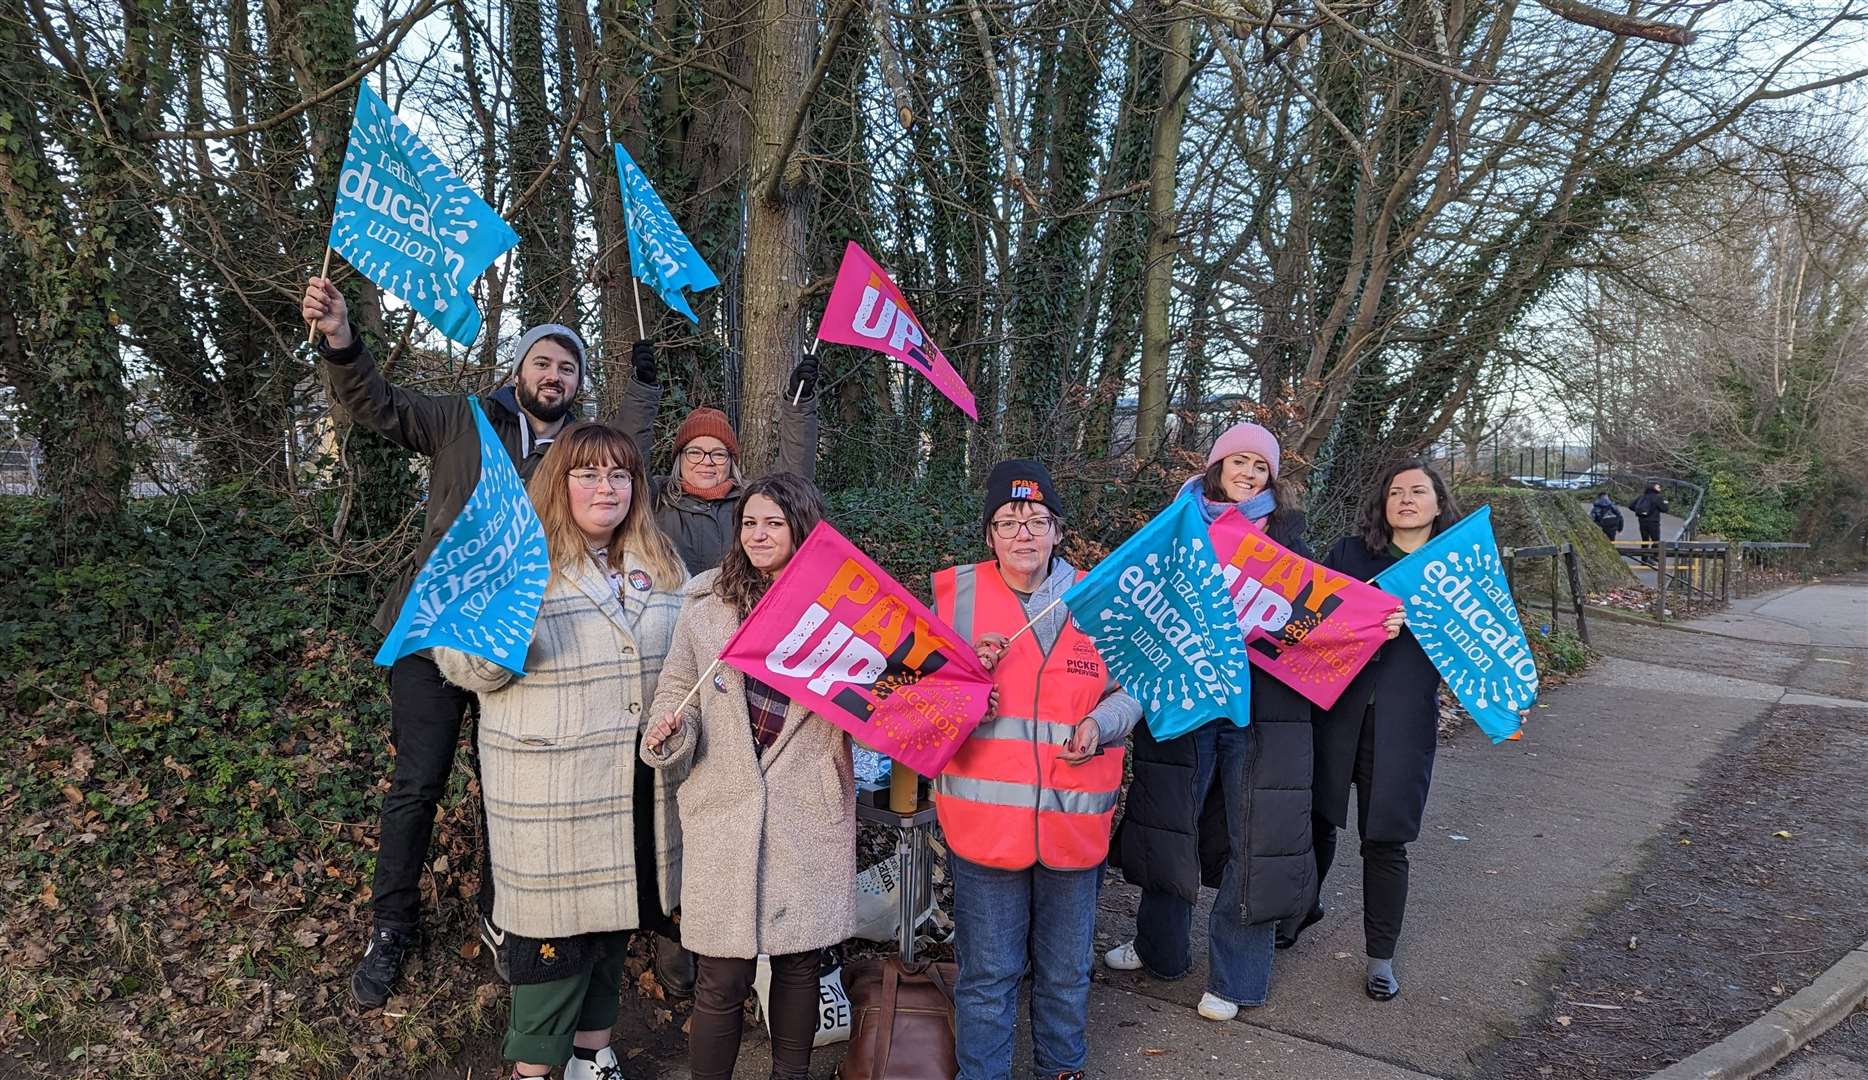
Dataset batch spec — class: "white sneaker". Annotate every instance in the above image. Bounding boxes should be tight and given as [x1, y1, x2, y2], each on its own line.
[1102, 941, 1143, 971]
[1197, 992, 1240, 1022]
[565, 1045, 627, 1080]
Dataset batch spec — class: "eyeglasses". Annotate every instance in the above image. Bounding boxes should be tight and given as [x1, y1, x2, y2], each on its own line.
[570, 469, 633, 490]
[682, 447, 732, 466]
[990, 516, 1054, 539]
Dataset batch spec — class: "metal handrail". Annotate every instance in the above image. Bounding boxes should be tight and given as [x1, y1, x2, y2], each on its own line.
[1564, 469, 1705, 539]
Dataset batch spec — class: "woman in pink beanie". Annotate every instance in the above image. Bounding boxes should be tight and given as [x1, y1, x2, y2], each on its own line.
[1103, 420, 1319, 1022]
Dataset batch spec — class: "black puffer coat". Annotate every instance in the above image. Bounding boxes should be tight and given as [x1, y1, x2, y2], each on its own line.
[1110, 509, 1318, 927]
[1312, 536, 1444, 844]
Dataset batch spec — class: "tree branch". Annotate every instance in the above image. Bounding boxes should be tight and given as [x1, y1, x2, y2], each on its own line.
[142, 0, 444, 141]
[762, 0, 862, 206]
[1536, 0, 1698, 46]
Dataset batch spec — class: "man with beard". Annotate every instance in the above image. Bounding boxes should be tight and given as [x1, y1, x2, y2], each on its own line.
[302, 276, 645, 1008]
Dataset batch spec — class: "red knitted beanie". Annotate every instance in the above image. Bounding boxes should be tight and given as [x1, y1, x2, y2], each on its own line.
[673, 407, 740, 458]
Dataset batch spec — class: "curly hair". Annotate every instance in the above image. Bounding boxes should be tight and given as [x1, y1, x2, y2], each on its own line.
[713, 472, 827, 620]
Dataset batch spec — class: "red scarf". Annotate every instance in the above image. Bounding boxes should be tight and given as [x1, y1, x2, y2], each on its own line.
[682, 477, 735, 501]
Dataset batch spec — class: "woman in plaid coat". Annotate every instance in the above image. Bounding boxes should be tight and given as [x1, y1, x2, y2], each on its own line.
[436, 422, 687, 1080]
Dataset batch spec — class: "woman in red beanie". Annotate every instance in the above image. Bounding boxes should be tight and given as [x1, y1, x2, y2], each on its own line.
[615, 348, 820, 574]
[1103, 420, 1320, 1022]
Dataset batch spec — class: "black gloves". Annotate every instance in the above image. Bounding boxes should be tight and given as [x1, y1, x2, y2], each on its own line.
[786, 352, 819, 402]
[631, 340, 657, 386]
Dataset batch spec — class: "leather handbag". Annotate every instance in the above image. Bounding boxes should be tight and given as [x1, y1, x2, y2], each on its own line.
[837, 957, 959, 1080]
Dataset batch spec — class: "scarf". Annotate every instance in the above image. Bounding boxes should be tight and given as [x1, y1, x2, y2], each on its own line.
[1237, 488, 1278, 524]
[1179, 475, 1278, 526]
[681, 477, 736, 501]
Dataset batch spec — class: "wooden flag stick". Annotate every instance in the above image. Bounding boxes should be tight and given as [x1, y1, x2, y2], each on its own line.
[644, 656, 722, 758]
[631, 276, 645, 341]
[673, 656, 722, 718]
[306, 246, 333, 346]
[1003, 595, 1066, 648]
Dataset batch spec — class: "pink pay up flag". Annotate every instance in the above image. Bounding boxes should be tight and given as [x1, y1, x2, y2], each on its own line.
[817, 241, 979, 420]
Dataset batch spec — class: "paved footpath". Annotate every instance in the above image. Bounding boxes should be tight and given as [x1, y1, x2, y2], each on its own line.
[707, 577, 1868, 1079]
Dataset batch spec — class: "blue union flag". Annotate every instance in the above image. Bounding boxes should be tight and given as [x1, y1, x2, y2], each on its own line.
[374, 399, 550, 676]
[1374, 505, 1538, 742]
[329, 85, 519, 346]
[616, 142, 719, 322]
[1062, 494, 1252, 740]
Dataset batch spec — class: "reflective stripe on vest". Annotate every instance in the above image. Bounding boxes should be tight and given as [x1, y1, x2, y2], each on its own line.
[930, 560, 1125, 871]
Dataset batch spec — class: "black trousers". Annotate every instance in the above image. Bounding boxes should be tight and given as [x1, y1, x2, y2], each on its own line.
[689, 952, 820, 1080]
[1312, 703, 1410, 961]
[372, 651, 492, 930]
[1638, 516, 1662, 542]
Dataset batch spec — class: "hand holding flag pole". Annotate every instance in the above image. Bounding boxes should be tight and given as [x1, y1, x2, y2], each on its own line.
[645, 655, 723, 754]
[306, 247, 333, 346]
[793, 317, 821, 406]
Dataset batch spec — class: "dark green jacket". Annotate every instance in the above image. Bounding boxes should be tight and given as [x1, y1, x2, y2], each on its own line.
[614, 379, 819, 573]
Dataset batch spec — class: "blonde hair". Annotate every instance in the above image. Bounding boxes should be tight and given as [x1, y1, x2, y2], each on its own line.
[528, 423, 688, 589]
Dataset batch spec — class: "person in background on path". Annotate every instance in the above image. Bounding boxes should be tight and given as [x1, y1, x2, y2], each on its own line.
[1279, 459, 1458, 1002]
[301, 276, 646, 1006]
[433, 424, 686, 1080]
[640, 473, 856, 1080]
[1630, 482, 1669, 544]
[615, 344, 820, 574]
[1590, 493, 1623, 542]
[931, 460, 1142, 1080]
[1105, 421, 1319, 1022]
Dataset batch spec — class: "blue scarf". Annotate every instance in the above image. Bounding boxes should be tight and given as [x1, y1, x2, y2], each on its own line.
[1184, 475, 1279, 525]
[1237, 488, 1278, 523]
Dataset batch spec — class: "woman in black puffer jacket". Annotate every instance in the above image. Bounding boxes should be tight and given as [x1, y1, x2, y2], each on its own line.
[1105, 421, 1317, 1023]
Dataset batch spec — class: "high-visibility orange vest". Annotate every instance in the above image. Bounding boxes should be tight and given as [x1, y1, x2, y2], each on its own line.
[930, 561, 1126, 871]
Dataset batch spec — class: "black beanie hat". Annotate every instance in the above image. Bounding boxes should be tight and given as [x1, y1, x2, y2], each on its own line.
[981, 459, 1064, 536]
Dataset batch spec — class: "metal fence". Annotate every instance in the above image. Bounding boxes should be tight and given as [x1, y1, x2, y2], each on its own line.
[1502, 543, 1590, 643]
[1612, 539, 1813, 618]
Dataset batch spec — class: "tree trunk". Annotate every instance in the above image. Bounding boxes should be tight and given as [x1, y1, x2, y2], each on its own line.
[511, 0, 576, 328]
[0, 0, 133, 550]
[738, 0, 818, 474]
[1135, 7, 1192, 461]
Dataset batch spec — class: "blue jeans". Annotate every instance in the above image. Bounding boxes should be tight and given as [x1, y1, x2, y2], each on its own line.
[1133, 721, 1276, 1006]
[950, 855, 1103, 1080]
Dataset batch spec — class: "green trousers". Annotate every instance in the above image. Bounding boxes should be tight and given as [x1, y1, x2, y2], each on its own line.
[503, 932, 629, 1065]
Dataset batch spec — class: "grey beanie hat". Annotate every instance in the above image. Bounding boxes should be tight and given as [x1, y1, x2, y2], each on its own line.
[511, 323, 587, 376]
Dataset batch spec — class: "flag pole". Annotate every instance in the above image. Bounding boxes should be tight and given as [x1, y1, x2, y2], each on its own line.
[631, 277, 645, 341]
[793, 316, 821, 406]
[307, 246, 333, 346]
[674, 656, 722, 717]
[644, 655, 723, 756]
[1003, 595, 1066, 648]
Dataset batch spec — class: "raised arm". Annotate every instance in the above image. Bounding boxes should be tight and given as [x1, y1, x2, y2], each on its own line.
[303, 277, 467, 456]
[775, 353, 821, 481]
[608, 340, 664, 466]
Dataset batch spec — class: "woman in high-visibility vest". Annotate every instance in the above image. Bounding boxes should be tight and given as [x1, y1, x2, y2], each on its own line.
[1104, 421, 1320, 1021]
[931, 459, 1142, 1080]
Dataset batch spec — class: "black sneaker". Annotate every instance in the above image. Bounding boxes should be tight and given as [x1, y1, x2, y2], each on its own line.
[351, 925, 416, 1008]
[480, 912, 511, 983]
